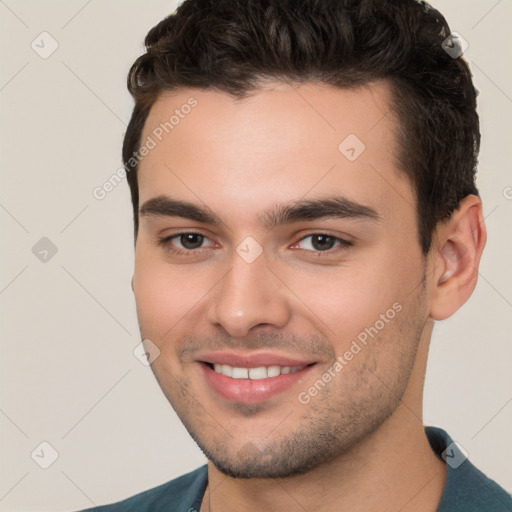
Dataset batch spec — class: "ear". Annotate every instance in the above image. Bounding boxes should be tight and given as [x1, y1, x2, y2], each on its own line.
[430, 195, 487, 321]
[131, 275, 135, 292]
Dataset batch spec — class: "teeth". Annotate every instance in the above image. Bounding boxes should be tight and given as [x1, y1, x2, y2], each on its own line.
[211, 363, 306, 379]
[232, 367, 249, 379]
[248, 367, 267, 380]
[267, 365, 281, 378]
[221, 364, 232, 377]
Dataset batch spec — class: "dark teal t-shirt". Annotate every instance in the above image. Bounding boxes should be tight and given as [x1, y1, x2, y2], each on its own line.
[75, 427, 511, 511]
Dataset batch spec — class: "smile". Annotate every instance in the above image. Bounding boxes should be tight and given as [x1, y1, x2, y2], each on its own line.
[197, 353, 317, 404]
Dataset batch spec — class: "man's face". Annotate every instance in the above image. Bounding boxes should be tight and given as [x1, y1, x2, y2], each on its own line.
[133, 81, 431, 478]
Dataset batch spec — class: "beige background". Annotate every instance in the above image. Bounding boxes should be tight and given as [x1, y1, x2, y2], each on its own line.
[0, 0, 511, 510]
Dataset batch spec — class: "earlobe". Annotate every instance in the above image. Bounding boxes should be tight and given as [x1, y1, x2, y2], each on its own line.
[430, 195, 486, 320]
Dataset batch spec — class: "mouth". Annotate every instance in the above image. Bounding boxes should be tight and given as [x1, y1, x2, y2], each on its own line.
[196, 352, 317, 404]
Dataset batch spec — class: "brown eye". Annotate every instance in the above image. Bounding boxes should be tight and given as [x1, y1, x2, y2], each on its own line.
[158, 232, 211, 254]
[310, 235, 336, 251]
[296, 234, 351, 253]
[179, 233, 205, 249]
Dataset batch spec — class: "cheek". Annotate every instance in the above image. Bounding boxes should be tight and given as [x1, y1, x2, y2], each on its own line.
[133, 248, 203, 339]
[282, 255, 412, 348]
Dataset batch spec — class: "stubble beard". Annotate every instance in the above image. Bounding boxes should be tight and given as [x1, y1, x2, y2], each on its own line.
[150, 279, 428, 479]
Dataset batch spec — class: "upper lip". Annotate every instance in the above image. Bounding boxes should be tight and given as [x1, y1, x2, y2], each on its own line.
[196, 351, 316, 368]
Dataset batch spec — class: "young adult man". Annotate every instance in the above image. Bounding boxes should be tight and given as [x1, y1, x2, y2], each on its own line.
[78, 0, 511, 510]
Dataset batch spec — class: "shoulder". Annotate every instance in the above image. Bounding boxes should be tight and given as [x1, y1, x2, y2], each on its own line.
[425, 426, 512, 511]
[73, 465, 208, 512]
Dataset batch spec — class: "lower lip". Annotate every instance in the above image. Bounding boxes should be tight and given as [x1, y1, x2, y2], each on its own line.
[199, 363, 316, 404]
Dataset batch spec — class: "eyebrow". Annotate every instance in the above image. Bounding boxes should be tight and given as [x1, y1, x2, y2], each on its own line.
[139, 194, 380, 229]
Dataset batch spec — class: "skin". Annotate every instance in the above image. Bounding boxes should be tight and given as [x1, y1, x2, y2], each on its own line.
[132, 80, 486, 512]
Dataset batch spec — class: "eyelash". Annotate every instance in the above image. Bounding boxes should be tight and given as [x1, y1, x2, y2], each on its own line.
[157, 232, 353, 257]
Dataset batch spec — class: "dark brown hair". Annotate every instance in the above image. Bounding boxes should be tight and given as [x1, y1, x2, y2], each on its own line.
[122, 0, 480, 253]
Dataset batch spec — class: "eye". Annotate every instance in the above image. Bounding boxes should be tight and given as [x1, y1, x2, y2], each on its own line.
[293, 233, 352, 253]
[157, 232, 352, 258]
[158, 232, 214, 254]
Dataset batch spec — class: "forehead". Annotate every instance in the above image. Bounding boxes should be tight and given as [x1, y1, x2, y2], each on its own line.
[137, 81, 415, 230]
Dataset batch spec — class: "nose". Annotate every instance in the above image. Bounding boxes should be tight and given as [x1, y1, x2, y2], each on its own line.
[206, 250, 292, 338]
